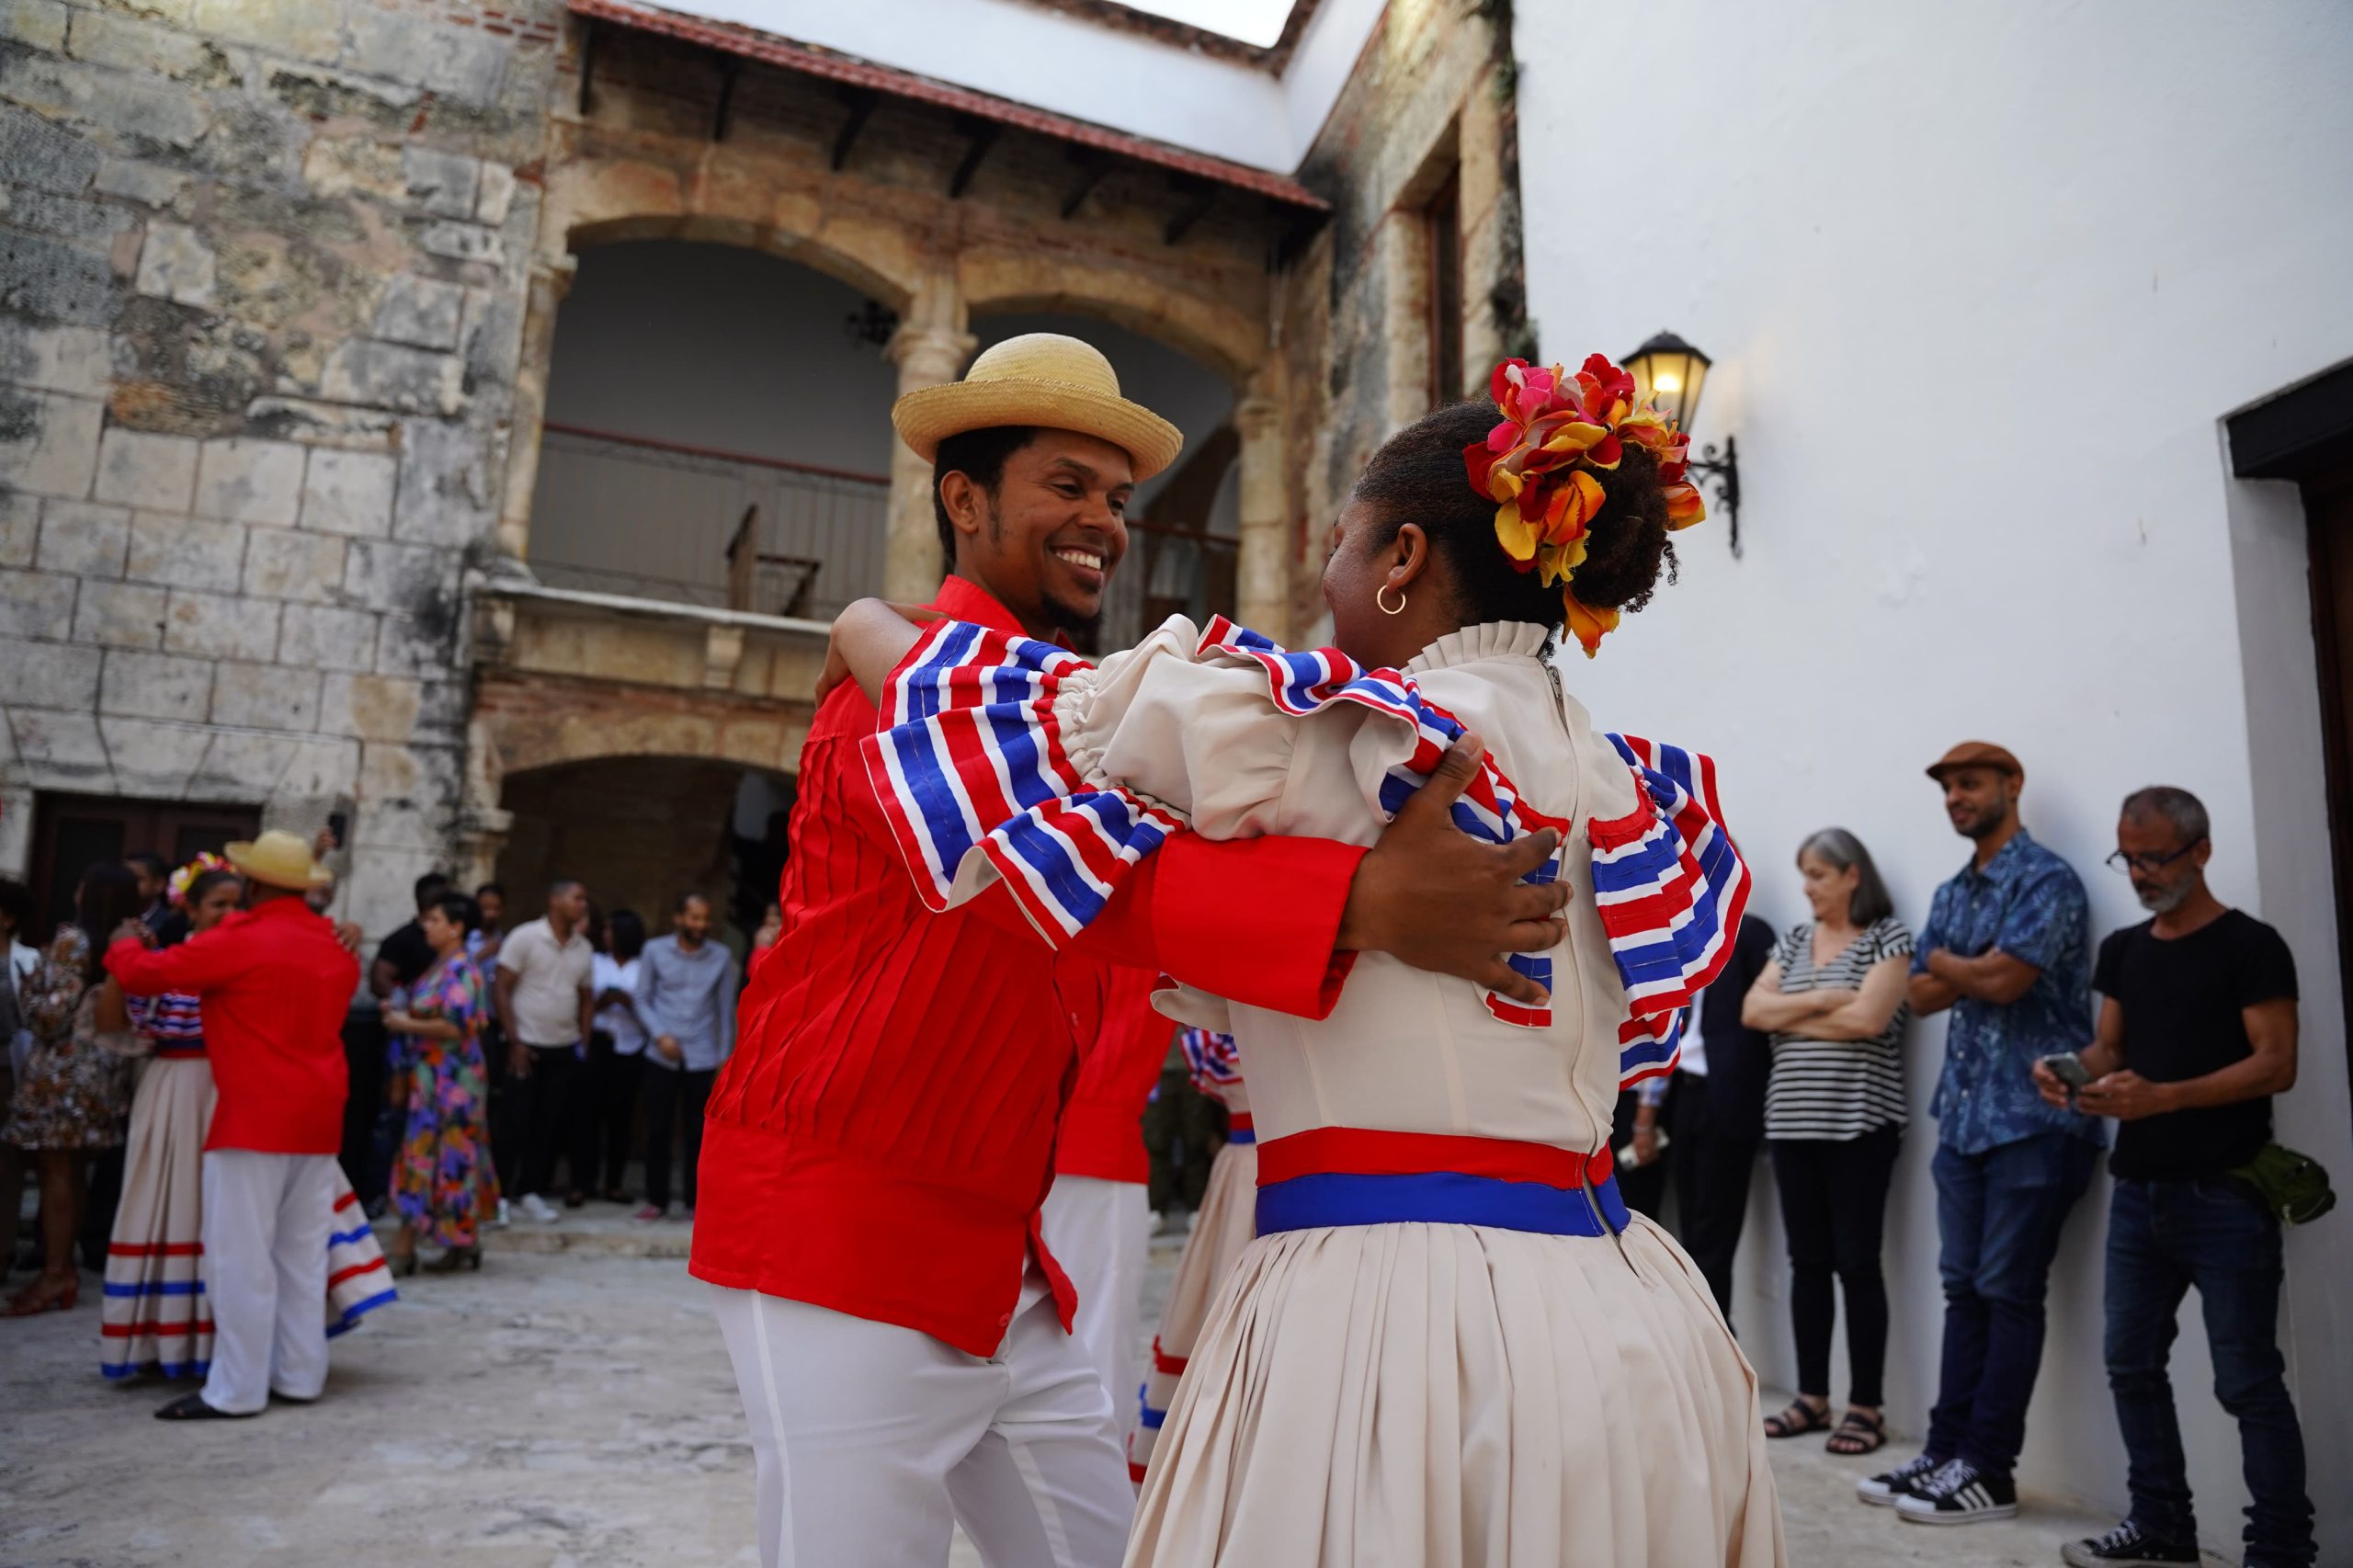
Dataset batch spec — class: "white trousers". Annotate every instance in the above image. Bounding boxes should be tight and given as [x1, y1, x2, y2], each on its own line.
[710, 1278, 1135, 1568]
[1040, 1174, 1151, 1419]
[199, 1150, 335, 1415]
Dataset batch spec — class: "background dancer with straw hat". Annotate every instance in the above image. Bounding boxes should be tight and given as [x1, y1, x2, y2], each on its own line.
[107, 830, 362, 1420]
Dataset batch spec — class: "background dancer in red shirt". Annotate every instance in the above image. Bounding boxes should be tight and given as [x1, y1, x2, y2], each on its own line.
[692, 335, 1573, 1568]
[108, 831, 362, 1421]
[1043, 963, 1178, 1415]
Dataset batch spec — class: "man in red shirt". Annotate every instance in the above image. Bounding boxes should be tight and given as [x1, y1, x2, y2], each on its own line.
[1042, 965, 1180, 1416]
[692, 335, 1569, 1567]
[108, 830, 360, 1421]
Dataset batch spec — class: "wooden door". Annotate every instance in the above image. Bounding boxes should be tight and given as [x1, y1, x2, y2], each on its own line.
[2308, 472, 2353, 1061]
[27, 794, 261, 943]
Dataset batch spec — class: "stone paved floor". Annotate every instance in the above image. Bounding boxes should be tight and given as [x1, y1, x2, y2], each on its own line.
[0, 1210, 2154, 1567]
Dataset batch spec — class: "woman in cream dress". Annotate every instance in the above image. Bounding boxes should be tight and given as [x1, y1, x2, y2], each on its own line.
[842, 358, 1783, 1566]
[1128, 1028, 1255, 1483]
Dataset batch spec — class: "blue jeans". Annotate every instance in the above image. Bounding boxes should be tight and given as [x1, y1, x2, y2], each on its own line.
[2106, 1176, 2313, 1567]
[1924, 1131, 2097, 1474]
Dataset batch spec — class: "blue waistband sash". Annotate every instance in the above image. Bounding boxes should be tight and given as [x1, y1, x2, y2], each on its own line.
[1256, 1169, 1630, 1238]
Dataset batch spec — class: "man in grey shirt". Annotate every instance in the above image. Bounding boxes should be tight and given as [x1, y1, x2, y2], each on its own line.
[632, 892, 738, 1222]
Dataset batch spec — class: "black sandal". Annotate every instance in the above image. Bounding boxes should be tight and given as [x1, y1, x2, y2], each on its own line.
[154, 1392, 250, 1421]
[1827, 1409, 1887, 1456]
[1763, 1398, 1831, 1438]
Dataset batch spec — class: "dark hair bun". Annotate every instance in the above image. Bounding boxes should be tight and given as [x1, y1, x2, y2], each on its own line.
[1354, 401, 1677, 631]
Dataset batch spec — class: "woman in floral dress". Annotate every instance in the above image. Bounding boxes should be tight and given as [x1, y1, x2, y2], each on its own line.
[385, 890, 495, 1271]
[4, 863, 144, 1316]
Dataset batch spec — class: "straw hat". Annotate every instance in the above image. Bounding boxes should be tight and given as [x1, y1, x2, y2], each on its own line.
[892, 333, 1185, 482]
[225, 829, 335, 892]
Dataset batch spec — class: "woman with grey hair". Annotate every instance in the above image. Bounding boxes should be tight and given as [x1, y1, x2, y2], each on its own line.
[1742, 828, 1915, 1457]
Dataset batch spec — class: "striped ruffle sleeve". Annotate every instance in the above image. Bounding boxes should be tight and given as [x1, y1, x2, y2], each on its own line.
[1587, 733, 1753, 1087]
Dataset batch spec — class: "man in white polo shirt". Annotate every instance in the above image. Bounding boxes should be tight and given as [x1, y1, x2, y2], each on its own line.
[494, 879, 595, 1222]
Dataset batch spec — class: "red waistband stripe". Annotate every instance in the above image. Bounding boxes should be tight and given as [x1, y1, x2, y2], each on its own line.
[1256, 1127, 1614, 1190]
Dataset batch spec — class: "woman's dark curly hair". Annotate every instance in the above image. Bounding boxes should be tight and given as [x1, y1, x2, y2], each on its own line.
[1352, 400, 1677, 633]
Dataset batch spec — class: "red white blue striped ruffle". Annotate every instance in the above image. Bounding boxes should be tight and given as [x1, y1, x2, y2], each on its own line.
[862, 617, 1746, 1060]
[1178, 1027, 1240, 1095]
[1588, 734, 1752, 1086]
[858, 619, 1183, 944]
[127, 992, 205, 1045]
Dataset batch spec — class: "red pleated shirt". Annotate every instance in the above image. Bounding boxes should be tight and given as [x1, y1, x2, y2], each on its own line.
[108, 897, 358, 1155]
[1055, 962, 1177, 1186]
[690, 574, 1362, 1356]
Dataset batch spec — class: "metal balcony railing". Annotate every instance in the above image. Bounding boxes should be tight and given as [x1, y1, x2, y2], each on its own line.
[526, 420, 1237, 643]
[528, 423, 890, 619]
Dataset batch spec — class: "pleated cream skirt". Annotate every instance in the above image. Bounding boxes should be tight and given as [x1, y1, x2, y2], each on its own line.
[1126, 1213, 1785, 1568]
[1130, 1137, 1257, 1478]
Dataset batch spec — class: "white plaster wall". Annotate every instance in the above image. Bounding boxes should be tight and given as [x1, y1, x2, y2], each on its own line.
[653, 0, 1383, 173]
[1517, 1, 2353, 1558]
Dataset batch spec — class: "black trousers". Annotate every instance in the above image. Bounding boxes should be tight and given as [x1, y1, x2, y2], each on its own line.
[575, 1033, 644, 1197]
[517, 1042, 582, 1199]
[1142, 1068, 1221, 1213]
[1770, 1123, 1902, 1407]
[1610, 1085, 1672, 1221]
[1667, 1072, 1761, 1328]
[642, 1064, 714, 1211]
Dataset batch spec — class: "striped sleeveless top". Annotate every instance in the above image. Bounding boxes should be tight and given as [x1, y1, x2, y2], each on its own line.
[1764, 918, 1913, 1141]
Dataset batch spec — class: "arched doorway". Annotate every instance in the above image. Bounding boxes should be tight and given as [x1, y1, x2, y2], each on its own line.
[526, 239, 903, 620]
[493, 754, 794, 955]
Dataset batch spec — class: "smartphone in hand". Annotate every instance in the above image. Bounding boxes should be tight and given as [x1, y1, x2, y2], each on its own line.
[2040, 1051, 2093, 1089]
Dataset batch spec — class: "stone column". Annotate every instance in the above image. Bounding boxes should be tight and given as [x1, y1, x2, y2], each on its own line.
[1233, 385, 1290, 641]
[881, 304, 975, 605]
[495, 256, 577, 562]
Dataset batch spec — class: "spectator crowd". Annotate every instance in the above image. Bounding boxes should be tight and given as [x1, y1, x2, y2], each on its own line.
[0, 735, 2327, 1566]
[1616, 740, 2321, 1567]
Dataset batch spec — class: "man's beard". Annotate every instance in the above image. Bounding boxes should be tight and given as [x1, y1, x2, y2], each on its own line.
[2135, 879, 2192, 914]
[1961, 800, 2010, 839]
[1044, 587, 1106, 652]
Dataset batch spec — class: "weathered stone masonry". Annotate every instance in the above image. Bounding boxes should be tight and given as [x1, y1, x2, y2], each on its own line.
[0, 0, 558, 933]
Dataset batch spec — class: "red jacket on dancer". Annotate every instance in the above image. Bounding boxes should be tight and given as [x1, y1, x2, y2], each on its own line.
[1057, 963, 1176, 1186]
[691, 574, 1364, 1356]
[108, 897, 358, 1155]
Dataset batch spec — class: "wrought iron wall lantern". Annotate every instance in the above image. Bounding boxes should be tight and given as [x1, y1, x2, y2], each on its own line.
[1623, 332, 1742, 557]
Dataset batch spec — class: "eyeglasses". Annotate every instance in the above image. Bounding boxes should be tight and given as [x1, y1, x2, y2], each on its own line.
[2105, 839, 2204, 877]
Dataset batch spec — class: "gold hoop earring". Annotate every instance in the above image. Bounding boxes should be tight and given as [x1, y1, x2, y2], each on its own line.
[1377, 584, 1406, 616]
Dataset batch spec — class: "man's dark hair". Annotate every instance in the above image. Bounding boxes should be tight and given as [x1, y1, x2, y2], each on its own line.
[474, 881, 505, 902]
[607, 907, 648, 962]
[426, 889, 480, 933]
[2121, 786, 2210, 846]
[0, 877, 33, 934]
[548, 877, 584, 899]
[126, 851, 168, 881]
[1797, 828, 1897, 928]
[414, 870, 452, 909]
[1353, 400, 1677, 639]
[676, 890, 711, 915]
[932, 426, 1040, 571]
[77, 862, 146, 983]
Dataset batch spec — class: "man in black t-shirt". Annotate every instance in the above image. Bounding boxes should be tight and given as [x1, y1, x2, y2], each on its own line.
[2035, 788, 2312, 1568]
[369, 871, 452, 999]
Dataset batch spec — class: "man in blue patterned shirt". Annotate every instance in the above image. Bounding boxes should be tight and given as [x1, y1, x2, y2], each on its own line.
[1861, 741, 2102, 1527]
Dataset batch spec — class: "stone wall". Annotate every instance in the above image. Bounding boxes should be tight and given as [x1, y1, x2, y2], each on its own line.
[0, 0, 557, 936]
[1272, 0, 1521, 632]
